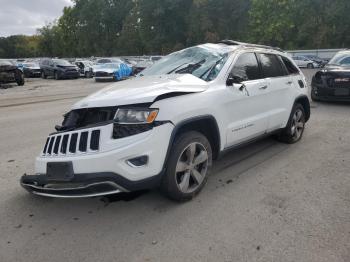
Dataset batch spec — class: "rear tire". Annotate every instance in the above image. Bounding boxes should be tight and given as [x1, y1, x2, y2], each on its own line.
[160, 131, 212, 202]
[277, 104, 306, 144]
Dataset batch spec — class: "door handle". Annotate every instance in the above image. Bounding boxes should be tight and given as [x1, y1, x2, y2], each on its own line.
[259, 85, 268, 90]
[286, 81, 293, 85]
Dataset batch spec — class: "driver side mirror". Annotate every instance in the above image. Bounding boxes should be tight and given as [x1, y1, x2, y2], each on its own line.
[226, 73, 243, 86]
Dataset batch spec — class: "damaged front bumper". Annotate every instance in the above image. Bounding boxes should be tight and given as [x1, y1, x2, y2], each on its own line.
[21, 122, 174, 198]
[20, 171, 161, 198]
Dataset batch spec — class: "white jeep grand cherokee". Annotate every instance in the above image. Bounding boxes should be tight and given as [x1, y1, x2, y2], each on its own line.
[21, 40, 310, 201]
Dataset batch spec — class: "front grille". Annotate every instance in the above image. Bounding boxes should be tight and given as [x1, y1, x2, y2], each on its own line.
[69, 133, 78, 153]
[90, 130, 100, 150]
[95, 71, 112, 77]
[334, 82, 350, 88]
[42, 129, 101, 156]
[79, 132, 89, 152]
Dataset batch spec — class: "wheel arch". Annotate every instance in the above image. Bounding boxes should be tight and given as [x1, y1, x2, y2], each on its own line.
[164, 115, 221, 170]
[294, 95, 310, 122]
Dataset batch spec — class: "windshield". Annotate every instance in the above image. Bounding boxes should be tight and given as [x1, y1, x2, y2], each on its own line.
[140, 46, 228, 81]
[328, 53, 350, 67]
[54, 59, 72, 66]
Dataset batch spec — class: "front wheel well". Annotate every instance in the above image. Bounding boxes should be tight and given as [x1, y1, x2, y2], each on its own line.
[172, 116, 221, 160]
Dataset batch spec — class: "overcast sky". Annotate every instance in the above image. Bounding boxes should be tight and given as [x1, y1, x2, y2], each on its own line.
[0, 0, 73, 37]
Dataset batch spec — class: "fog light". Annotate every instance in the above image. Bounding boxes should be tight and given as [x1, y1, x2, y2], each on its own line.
[126, 155, 148, 167]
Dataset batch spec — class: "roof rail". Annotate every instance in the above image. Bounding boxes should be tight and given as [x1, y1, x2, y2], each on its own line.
[218, 40, 284, 52]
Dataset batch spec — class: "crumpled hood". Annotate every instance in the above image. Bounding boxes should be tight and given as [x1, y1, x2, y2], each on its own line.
[73, 74, 208, 109]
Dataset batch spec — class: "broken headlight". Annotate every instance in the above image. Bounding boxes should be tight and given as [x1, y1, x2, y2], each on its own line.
[112, 108, 160, 139]
[114, 108, 158, 124]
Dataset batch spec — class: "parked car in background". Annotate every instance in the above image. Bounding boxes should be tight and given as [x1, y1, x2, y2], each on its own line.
[311, 50, 350, 102]
[75, 60, 93, 78]
[21, 41, 310, 201]
[19, 62, 41, 78]
[303, 55, 328, 67]
[95, 58, 125, 65]
[292, 56, 319, 68]
[131, 58, 155, 75]
[0, 60, 25, 86]
[94, 62, 132, 82]
[40, 58, 80, 80]
[96, 57, 138, 75]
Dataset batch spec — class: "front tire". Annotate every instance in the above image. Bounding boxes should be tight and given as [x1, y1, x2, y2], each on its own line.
[277, 104, 306, 144]
[161, 131, 212, 202]
[307, 63, 314, 69]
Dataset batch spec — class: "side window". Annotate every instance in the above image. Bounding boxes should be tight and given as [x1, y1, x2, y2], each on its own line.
[280, 56, 299, 75]
[231, 52, 261, 82]
[259, 53, 286, 78]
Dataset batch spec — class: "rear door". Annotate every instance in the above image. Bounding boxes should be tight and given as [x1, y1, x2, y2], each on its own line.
[257, 53, 295, 131]
[225, 52, 270, 146]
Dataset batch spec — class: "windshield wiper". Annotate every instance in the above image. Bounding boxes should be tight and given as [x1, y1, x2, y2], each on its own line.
[199, 57, 225, 80]
[174, 59, 206, 74]
[166, 62, 189, 74]
[166, 59, 206, 75]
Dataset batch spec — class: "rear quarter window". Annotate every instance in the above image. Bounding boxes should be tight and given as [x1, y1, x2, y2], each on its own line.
[280, 56, 299, 75]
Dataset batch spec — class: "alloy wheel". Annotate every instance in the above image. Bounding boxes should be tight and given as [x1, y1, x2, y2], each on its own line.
[175, 142, 209, 194]
[290, 108, 305, 140]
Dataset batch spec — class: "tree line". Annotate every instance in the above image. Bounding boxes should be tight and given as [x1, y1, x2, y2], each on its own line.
[0, 0, 349, 58]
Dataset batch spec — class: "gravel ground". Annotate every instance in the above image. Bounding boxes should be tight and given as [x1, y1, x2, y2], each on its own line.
[0, 70, 349, 262]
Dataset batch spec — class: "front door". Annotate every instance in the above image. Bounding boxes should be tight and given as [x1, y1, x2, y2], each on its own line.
[225, 52, 270, 147]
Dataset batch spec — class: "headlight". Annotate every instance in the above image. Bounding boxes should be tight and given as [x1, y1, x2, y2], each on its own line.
[114, 108, 158, 124]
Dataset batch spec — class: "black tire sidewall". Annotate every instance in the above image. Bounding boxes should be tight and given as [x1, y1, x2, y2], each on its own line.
[161, 131, 212, 201]
[280, 104, 306, 144]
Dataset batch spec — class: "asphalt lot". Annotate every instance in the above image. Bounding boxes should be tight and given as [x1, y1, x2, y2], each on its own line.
[0, 70, 349, 262]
